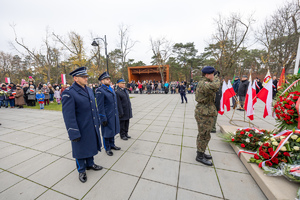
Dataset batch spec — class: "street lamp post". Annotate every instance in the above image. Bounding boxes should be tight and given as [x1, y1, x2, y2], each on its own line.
[92, 35, 109, 74]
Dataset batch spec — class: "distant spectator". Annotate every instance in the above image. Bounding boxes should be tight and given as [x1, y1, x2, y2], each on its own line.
[48, 84, 55, 103]
[41, 84, 50, 105]
[26, 85, 36, 107]
[15, 84, 25, 109]
[54, 87, 61, 105]
[36, 90, 45, 109]
[237, 75, 249, 110]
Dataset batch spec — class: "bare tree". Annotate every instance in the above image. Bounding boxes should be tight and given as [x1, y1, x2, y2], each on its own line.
[118, 24, 137, 79]
[256, 0, 300, 75]
[150, 37, 173, 82]
[211, 13, 254, 76]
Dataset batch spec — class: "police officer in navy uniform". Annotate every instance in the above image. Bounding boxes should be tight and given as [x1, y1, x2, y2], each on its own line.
[96, 72, 121, 156]
[61, 67, 103, 183]
[116, 79, 133, 140]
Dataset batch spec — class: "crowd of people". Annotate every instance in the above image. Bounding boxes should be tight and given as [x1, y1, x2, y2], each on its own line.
[0, 78, 69, 109]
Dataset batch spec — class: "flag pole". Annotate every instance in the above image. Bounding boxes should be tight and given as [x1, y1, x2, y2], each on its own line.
[294, 36, 300, 74]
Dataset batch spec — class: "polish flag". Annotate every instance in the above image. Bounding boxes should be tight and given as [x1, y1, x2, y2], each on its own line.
[5, 77, 10, 84]
[257, 78, 273, 118]
[252, 80, 257, 105]
[61, 74, 66, 85]
[262, 69, 271, 87]
[244, 75, 254, 120]
[277, 67, 285, 90]
[219, 81, 235, 115]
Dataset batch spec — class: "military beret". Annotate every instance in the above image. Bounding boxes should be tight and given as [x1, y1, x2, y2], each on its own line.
[201, 66, 215, 74]
[69, 67, 89, 77]
[98, 71, 111, 81]
[117, 79, 126, 83]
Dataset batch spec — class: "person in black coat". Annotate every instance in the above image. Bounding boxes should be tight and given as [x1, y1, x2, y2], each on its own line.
[272, 76, 278, 99]
[237, 75, 249, 110]
[62, 67, 103, 183]
[232, 76, 240, 108]
[179, 82, 187, 104]
[212, 82, 222, 133]
[116, 79, 133, 140]
[96, 72, 121, 156]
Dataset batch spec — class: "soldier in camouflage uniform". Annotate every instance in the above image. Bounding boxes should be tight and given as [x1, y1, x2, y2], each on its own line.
[194, 66, 220, 166]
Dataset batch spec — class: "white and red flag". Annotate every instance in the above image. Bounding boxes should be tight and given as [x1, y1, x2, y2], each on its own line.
[5, 77, 10, 84]
[219, 80, 235, 115]
[262, 69, 271, 87]
[61, 74, 66, 85]
[244, 75, 255, 120]
[257, 76, 273, 118]
[252, 80, 258, 105]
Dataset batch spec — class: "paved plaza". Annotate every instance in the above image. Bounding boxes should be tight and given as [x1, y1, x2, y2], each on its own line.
[0, 94, 276, 200]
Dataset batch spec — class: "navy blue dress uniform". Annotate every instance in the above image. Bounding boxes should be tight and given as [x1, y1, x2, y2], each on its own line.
[115, 79, 133, 140]
[179, 83, 188, 104]
[96, 72, 121, 156]
[62, 67, 103, 183]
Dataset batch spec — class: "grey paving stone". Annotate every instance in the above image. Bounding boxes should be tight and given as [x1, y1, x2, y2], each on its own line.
[183, 129, 197, 137]
[31, 138, 66, 152]
[136, 119, 153, 125]
[0, 179, 47, 200]
[159, 133, 182, 146]
[164, 126, 183, 135]
[139, 131, 162, 142]
[131, 124, 149, 131]
[182, 136, 196, 148]
[112, 152, 149, 176]
[166, 121, 184, 128]
[47, 141, 71, 156]
[93, 149, 124, 169]
[28, 158, 75, 187]
[130, 179, 176, 200]
[0, 141, 12, 149]
[216, 169, 267, 200]
[152, 143, 181, 161]
[9, 153, 60, 177]
[0, 127, 14, 135]
[146, 125, 165, 133]
[142, 157, 179, 186]
[18, 135, 51, 147]
[211, 151, 248, 173]
[177, 188, 222, 200]
[83, 170, 138, 200]
[1, 148, 40, 169]
[208, 139, 234, 153]
[53, 169, 107, 199]
[152, 120, 168, 126]
[181, 146, 208, 166]
[179, 162, 222, 198]
[0, 171, 23, 193]
[36, 189, 74, 200]
[128, 140, 156, 156]
[0, 131, 37, 143]
[115, 137, 135, 150]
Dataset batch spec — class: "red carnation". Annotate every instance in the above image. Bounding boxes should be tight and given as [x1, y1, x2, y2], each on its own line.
[262, 153, 270, 160]
[231, 138, 235, 142]
[248, 134, 253, 137]
[245, 128, 250, 132]
[271, 157, 279, 164]
[258, 162, 263, 168]
[266, 161, 273, 167]
[263, 143, 269, 147]
[241, 143, 245, 148]
[254, 154, 260, 160]
[283, 152, 290, 157]
[293, 96, 299, 100]
[240, 131, 245, 135]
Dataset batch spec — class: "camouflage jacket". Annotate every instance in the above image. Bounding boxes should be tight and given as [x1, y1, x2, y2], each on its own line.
[195, 75, 220, 116]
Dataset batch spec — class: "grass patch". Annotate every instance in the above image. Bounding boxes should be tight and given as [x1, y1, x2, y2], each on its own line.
[24, 102, 62, 111]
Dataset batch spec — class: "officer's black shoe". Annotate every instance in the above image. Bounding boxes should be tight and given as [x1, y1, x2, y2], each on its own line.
[106, 150, 113, 156]
[181, 102, 184, 104]
[111, 146, 121, 150]
[125, 134, 131, 139]
[121, 135, 128, 140]
[196, 151, 213, 166]
[79, 172, 87, 183]
[204, 152, 212, 160]
[86, 164, 103, 171]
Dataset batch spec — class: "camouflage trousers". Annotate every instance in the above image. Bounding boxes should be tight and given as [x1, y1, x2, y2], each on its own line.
[195, 115, 214, 153]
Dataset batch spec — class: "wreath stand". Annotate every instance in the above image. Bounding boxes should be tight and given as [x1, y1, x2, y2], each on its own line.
[229, 95, 255, 127]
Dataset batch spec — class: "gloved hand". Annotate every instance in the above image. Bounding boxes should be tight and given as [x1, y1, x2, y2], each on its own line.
[102, 121, 108, 126]
[72, 137, 81, 142]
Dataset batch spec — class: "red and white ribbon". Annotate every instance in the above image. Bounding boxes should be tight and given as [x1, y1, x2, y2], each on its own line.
[237, 127, 264, 135]
[238, 150, 256, 157]
[279, 79, 300, 96]
[272, 130, 300, 138]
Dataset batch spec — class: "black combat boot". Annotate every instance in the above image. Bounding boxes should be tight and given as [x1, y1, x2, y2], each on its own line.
[196, 151, 213, 166]
[204, 152, 212, 159]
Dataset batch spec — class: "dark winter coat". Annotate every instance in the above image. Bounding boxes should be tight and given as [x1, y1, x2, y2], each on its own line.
[215, 83, 222, 112]
[232, 79, 240, 93]
[116, 88, 133, 121]
[238, 80, 249, 97]
[61, 82, 102, 159]
[15, 88, 25, 106]
[96, 84, 120, 138]
[178, 85, 186, 94]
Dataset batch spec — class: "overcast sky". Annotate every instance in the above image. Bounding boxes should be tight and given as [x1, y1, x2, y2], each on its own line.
[0, 0, 286, 65]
